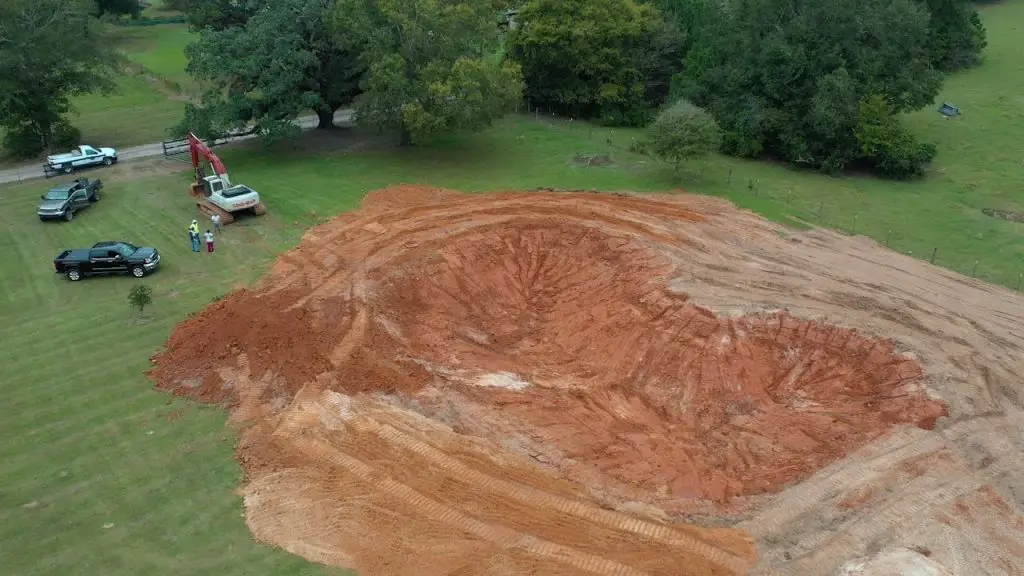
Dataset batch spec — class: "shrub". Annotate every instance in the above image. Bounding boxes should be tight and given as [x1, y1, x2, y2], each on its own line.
[128, 284, 154, 317]
[646, 99, 722, 171]
[855, 95, 937, 178]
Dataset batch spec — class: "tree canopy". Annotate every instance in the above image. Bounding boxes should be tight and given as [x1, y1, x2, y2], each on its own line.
[177, 0, 362, 142]
[919, 0, 987, 71]
[171, 0, 261, 31]
[0, 0, 118, 157]
[333, 0, 523, 145]
[672, 0, 943, 177]
[94, 0, 142, 18]
[508, 0, 683, 126]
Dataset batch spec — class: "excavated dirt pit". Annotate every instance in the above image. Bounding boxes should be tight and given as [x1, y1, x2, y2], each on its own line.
[150, 186, 1024, 575]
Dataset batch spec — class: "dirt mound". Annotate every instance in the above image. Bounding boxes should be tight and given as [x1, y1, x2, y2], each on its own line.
[151, 186, 1024, 575]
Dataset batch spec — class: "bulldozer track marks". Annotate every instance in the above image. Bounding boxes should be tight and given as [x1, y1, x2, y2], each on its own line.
[287, 429, 654, 576]
[347, 414, 753, 574]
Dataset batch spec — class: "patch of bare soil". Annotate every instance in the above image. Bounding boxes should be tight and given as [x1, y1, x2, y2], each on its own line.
[982, 207, 1024, 223]
[150, 186, 1024, 575]
[572, 153, 615, 166]
[105, 156, 189, 181]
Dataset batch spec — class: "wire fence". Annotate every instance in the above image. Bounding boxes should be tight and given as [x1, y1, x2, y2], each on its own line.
[519, 109, 1024, 293]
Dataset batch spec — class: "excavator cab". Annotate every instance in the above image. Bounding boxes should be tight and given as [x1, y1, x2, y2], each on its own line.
[202, 174, 229, 197]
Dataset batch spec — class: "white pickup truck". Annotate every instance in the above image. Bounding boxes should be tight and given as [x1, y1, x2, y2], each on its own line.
[43, 145, 118, 177]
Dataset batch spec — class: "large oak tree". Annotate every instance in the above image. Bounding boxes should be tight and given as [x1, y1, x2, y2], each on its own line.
[508, 0, 682, 126]
[178, 0, 361, 142]
[0, 0, 118, 157]
[333, 0, 523, 145]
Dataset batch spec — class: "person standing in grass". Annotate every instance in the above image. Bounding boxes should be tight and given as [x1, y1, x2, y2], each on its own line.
[189, 219, 201, 252]
[204, 229, 215, 253]
[211, 212, 222, 233]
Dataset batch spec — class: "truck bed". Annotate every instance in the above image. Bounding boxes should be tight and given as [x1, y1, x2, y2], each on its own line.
[55, 249, 90, 262]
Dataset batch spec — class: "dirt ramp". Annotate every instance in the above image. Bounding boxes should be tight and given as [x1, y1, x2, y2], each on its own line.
[150, 185, 1024, 575]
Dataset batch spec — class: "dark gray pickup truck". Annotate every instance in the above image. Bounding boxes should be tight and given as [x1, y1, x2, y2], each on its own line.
[37, 178, 102, 222]
[53, 241, 161, 281]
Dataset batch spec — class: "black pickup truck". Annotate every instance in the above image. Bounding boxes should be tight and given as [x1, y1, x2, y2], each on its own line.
[37, 178, 102, 222]
[53, 241, 161, 281]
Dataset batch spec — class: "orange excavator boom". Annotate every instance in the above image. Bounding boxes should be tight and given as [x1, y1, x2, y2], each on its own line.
[188, 132, 230, 186]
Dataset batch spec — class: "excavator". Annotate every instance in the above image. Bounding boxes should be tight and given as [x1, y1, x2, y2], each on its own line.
[187, 132, 266, 225]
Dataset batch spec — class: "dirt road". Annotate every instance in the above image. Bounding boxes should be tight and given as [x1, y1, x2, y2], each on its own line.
[150, 186, 1024, 575]
[0, 110, 354, 185]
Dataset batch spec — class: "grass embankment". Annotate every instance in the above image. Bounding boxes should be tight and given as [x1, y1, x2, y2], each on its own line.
[69, 23, 196, 149]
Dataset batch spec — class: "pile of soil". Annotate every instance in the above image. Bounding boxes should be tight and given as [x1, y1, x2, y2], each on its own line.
[150, 186, 1024, 576]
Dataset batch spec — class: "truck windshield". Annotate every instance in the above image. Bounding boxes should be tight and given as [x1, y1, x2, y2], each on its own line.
[117, 244, 137, 258]
[44, 189, 69, 200]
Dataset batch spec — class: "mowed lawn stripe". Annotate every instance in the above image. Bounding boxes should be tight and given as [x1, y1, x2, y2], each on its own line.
[0, 170, 343, 575]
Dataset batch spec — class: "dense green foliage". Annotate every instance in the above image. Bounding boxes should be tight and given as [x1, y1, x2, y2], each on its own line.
[163, 0, 986, 177]
[333, 0, 523, 145]
[508, 0, 682, 127]
[646, 99, 721, 171]
[671, 0, 945, 177]
[0, 0, 118, 158]
[176, 0, 362, 142]
[95, 0, 143, 18]
[920, 0, 987, 71]
[171, 0, 259, 30]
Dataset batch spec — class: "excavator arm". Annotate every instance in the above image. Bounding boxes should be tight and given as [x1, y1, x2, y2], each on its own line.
[188, 132, 230, 187]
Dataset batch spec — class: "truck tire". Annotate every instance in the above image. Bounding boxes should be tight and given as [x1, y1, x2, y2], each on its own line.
[64, 209, 73, 222]
[103, 157, 113, 166]
[63, 164, 73, 174]
[131, 265, 145, 278]
[67, 268, 82, 281]
[91, 191, 100, 203]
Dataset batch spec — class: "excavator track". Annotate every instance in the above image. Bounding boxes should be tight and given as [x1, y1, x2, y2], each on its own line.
[195, 200, 268, 225]
[197, 199, 236, 225]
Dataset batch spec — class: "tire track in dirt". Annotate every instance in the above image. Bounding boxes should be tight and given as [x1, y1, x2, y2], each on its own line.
[247, 391, 756, 575]
[351, 414, 752, 573]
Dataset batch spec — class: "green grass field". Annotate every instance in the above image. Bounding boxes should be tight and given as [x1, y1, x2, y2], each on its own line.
[1, 2, 1023, 575]
[116, 24, 197, 94]
[70, 73, 187, 149]
[0, 167, 343, 575]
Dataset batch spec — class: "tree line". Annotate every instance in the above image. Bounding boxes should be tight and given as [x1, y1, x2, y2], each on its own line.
[0, 0, 988, 179]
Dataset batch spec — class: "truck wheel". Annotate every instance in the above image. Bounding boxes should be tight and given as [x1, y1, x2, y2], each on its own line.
[67, 269, 82, 282]
[91, 192, 100, 203]
[63, 165, 73, 174]
[64, 209, 73, 221]
[103, 157, 113, 166]
[131, 266, 145, 278]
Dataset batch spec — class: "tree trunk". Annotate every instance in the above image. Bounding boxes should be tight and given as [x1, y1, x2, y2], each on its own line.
[38, 120, 53, 154]
[399, 124, 413, 147]
[315, 107, 335, 130]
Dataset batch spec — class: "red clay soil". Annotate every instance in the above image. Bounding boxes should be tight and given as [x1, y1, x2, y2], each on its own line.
[149, 185, 950, 574]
